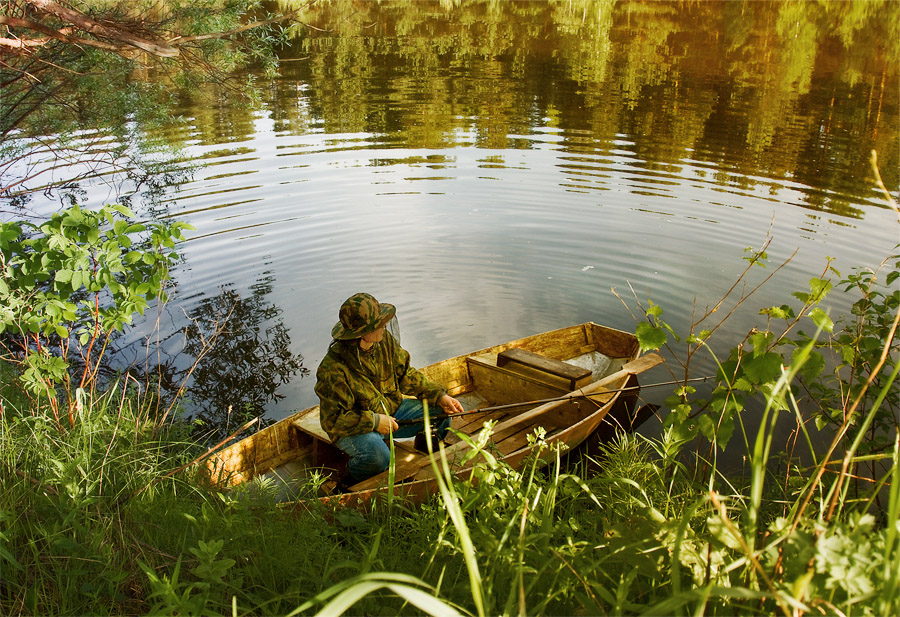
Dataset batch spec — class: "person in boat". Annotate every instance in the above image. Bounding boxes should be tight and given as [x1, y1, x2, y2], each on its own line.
[315, 292, 466, 484]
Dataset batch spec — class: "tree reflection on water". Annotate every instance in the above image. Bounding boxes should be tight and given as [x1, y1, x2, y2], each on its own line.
[121, 275, 307, 443]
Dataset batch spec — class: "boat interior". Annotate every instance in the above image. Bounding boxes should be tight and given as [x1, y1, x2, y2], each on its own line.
[206, 324, 638, 501]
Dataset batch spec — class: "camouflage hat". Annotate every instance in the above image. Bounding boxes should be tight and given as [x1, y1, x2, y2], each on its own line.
[331, 293, 396, 340]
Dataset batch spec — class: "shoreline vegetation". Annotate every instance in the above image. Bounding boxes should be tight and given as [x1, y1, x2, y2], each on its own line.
[1, 157, 897, 616]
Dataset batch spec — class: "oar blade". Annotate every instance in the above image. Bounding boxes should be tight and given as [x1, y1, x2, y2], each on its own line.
[623, 352, 664, 374]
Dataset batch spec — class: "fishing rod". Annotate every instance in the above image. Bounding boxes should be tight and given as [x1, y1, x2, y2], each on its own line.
[396, 375, 714, 425]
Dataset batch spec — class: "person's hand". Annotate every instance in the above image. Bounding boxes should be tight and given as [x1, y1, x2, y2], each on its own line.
[438, 394, 465, 415]
[375, 413, 398, 435]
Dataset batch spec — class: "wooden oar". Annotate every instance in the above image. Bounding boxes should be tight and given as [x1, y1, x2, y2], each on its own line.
[348, 352, 663, 492]
[396, 372, 709, 425]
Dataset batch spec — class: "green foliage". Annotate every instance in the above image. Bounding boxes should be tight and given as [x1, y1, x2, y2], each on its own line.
[0, 205, 192, 420]
[635, 301, 675, 353]
[651, 249, 899, 460]
[802, 258, 900, 450]
[599, 241, 898, 615]
[139, 539, 238, 617]
[1, 384, 192, 615]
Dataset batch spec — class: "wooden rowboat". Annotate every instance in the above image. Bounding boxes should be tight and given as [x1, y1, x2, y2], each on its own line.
[204, 322, 661, 507]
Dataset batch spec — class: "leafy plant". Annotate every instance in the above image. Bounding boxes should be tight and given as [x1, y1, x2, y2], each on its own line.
[139, 539, 237, 617]
[0, 204, 192, 426]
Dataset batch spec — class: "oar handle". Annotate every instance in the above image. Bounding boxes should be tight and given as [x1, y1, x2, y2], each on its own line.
[396, 414, 453, 427]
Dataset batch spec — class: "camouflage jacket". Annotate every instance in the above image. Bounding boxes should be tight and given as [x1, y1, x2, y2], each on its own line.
[315, 332, 446, 441]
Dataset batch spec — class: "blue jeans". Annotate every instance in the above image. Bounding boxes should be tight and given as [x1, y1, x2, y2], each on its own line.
[334, 399, 451, 484]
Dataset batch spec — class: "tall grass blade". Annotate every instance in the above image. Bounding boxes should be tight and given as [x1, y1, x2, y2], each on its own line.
[285, 573, 464, 617]
[387, 432, 396, 515]
[748, 329, 821, 537]
[423, 403, 486, 617]
[881, 434, 900, 616]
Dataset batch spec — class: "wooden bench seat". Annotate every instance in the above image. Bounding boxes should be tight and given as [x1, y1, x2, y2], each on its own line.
[497, 347, 592, 390]
[291, 412, 330, 442]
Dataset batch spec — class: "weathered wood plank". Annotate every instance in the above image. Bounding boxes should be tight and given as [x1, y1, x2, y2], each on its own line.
[497, 347, 591, 382]
[467, 357, 566, 406]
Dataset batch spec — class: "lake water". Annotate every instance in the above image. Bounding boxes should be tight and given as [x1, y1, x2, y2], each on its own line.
[17, 1, 900, 434]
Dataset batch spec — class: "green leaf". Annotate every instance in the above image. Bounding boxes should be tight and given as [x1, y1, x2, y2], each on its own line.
[743, 352, 783, 384]
[794, 349, 825, 382]
[707, 515, 743, 550]
[748, 331, 772, 355]
[646, 302, 663, 318]
[697, 414, 716, 441]
[671, 403, 692, 421]
[859, 336, 883, 353]
[743, 246, 767, 265]
[733, 376, 754, 392]
[636, 322, 667, 352]
[808, 277, 832, 303]
[808, 308, 833, 332]
[686, 329, 711, 344]
[718, 359, 739, 383]
[108, 204, 136, 218]
[667, 415, 698, 442]
[761, 304, 795, 319]
[840, 340, 859, 364]
[717, 414, 735, 446]
[0, 223, 22, 244]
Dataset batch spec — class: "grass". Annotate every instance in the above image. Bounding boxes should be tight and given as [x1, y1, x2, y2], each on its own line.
[1, 372, 897, 615]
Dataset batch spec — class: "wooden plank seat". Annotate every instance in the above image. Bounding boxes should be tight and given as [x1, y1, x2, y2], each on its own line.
[291, 412, 330, 443]
[497, 347, 592, 390]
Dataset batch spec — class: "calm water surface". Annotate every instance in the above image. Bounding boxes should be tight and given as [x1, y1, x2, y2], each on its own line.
[44, 2, 900, 431]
